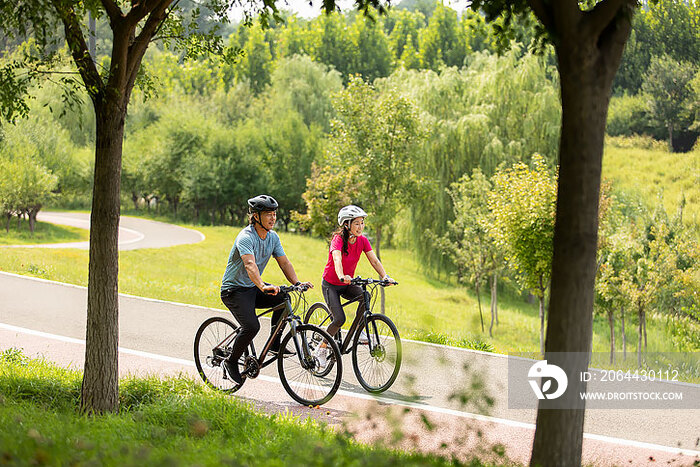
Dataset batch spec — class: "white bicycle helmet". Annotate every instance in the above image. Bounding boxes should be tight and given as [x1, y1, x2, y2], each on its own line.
[338, 205, 368, 226]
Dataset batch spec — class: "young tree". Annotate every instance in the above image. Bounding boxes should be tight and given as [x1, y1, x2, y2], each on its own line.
[641, 55, 697, 151]
[437, 169, 502, 336]
[0, 0, 387, 415]
[470, 1, 643, 463]
[489, 155, 556, 354]
[418, 2, 469, 70]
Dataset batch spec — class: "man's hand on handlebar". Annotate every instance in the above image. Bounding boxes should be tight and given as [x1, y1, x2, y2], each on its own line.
[262, 284, 280, 295]
[295, 281, 314, 291]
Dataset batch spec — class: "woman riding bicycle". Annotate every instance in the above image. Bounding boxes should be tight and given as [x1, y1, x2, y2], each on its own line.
[320, 205, 394, 344]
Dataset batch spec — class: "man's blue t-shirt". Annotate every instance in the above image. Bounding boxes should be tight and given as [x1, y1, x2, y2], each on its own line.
[221, 225, 285, 290]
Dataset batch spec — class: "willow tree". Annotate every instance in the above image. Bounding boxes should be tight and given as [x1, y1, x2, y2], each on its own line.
[0, 0, 387, 414]
[471, 1, 639, 465]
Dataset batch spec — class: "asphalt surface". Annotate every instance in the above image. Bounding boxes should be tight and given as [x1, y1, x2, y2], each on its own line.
[1, 272, 699, 464]
[2, 211, 205, 250]
[1, 213, 698, 465]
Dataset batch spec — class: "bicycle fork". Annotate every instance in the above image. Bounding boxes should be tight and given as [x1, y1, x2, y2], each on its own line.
[286, 301, 314, 370]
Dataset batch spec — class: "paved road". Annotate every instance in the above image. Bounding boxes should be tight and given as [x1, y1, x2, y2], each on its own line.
[1, 211, 205, 250]
[1, 272, 698, 464]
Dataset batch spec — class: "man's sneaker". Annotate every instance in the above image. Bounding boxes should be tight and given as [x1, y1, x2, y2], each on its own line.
[313, 345, 330, 369]
[358, 329, 369, 345]
[222, 357, 243, 385]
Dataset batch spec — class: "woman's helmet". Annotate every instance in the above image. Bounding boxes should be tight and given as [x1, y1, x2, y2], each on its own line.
[338, 205, 368, 226]
[248, 195, 278, 213]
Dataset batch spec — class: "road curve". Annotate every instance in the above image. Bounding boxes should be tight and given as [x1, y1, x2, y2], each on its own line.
[1, 211, 204, 250]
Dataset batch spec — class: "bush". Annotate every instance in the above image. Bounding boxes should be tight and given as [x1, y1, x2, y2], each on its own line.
[606, 94, 654, 137]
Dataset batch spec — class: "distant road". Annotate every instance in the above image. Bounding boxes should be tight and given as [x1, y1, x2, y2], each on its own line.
[1, 211, 204, 250]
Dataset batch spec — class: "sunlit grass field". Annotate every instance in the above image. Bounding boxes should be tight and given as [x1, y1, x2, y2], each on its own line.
[0, 216, 691, 356]
[602, 139, 700, 232]
[0, 220, 89, 245]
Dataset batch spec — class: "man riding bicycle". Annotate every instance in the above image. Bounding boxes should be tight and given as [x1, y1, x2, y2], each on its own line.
[220, 195, 312, 385]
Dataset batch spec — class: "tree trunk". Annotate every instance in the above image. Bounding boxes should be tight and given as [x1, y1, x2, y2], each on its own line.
[637, 306, 643, 368]
[131, 192, 139, 210]
[621, 305, 626, 361]
[4, 212, 10, 233]
[531, 4, 634, 464]
[28, 205, 41, 234]
[608, 308, 615, 364]
[489, 272, 498, 335]
[642, 309, 647, 353]
[538, 293, 545, 356]
[80, 101, 125, 414]
[475, 282, 485, 334]
[668, 123, 674, 152]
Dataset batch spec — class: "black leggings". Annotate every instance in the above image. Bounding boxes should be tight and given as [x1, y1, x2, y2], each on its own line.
[321, 280, 365, 338]
[221, 286, 286, 364]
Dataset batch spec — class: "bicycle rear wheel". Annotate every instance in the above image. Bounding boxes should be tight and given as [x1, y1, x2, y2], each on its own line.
[194, 316, 246, 393]
[277, 324, 342, 406]
[352, 314, 402, 393]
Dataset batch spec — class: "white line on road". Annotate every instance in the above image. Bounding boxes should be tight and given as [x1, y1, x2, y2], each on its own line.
[2, 322, 698, 458]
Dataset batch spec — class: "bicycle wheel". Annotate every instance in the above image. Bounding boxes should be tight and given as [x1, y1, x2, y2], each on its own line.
[194, 316, 246, 393]
[304, 302, 333, 327]
[278, 324, 342, 406]
[352, 314, 402, 393]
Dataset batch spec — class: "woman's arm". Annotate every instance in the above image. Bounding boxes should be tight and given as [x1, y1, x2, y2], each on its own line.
[332, 250, 352, 284]
[365, 250, 388, 279]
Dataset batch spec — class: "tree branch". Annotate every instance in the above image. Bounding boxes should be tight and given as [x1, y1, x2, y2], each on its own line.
[584, 0, 637, 39]
[123, 0, 173, 100]
[50, 0, 103, 103]
[527, 0, 555, 31]
[100, 0, 123, 26]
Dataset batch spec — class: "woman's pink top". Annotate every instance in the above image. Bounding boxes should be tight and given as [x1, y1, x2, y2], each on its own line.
[322, 234, 372, 286]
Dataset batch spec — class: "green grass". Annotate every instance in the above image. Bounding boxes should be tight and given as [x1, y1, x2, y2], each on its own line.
[0, 350, 498, 466]
[1, 217, 696, 357]
[0, 219, 89, 245]
[603, 137, 700, 231]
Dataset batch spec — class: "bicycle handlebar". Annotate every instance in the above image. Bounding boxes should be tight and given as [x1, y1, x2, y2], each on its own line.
[278, 283, 312, 294]
[350, 276, 399, 286]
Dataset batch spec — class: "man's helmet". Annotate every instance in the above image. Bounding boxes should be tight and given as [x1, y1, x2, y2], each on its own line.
[338, 205, 368, 226]
[248, 195, 278, 213]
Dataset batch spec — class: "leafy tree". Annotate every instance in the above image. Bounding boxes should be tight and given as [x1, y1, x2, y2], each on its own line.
[489, 155, 556, 355]
[236, 23, 273, 94]
[641, 54, 697, 151]
[349, 13, 394, 82]
[0, 155, 57, 233]
[418, 2, 469, 70]
[387, 9, 424, 68]
[294, 163, 365, 238]
[471, 1, 645, 462]
[436, 169, 502, 336]
[277, 15, 312, 57]
[0, 0, 388, 414]
[309, 12, 357, 78]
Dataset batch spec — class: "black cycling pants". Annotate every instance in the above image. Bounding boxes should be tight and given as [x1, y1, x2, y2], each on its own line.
[321, 280, 365, 338]
[220, 286, 286, 364]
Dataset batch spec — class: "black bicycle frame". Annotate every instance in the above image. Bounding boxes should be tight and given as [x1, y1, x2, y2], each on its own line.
[245, 293, 313, 373]
[336, 286, 374, 354]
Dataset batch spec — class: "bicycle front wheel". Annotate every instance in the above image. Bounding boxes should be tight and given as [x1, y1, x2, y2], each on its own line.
[278, 324, 342, 406]
[303, 302, 333, 327]
[352, 314, 402, 393]
[194, 316, 245, 393]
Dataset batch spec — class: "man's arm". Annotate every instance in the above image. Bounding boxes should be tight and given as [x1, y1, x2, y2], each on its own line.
[242, 254, 267, 291]
[275, 255, 300, 284]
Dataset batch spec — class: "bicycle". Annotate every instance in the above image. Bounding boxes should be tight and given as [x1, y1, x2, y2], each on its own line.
[303, 277, 402, 393]
[194, 284, 343, 406]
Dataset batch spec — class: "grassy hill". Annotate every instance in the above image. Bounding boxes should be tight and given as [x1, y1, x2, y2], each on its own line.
[602, 136, 700, 232]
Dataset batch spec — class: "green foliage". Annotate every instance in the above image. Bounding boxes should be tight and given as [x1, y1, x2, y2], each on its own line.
[418, 3, 469, 70]
[606, 94, 656, 138]
[641, 54, 697, 149]
[0, 354, 464, 466]
[488, 155, 556, 297]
